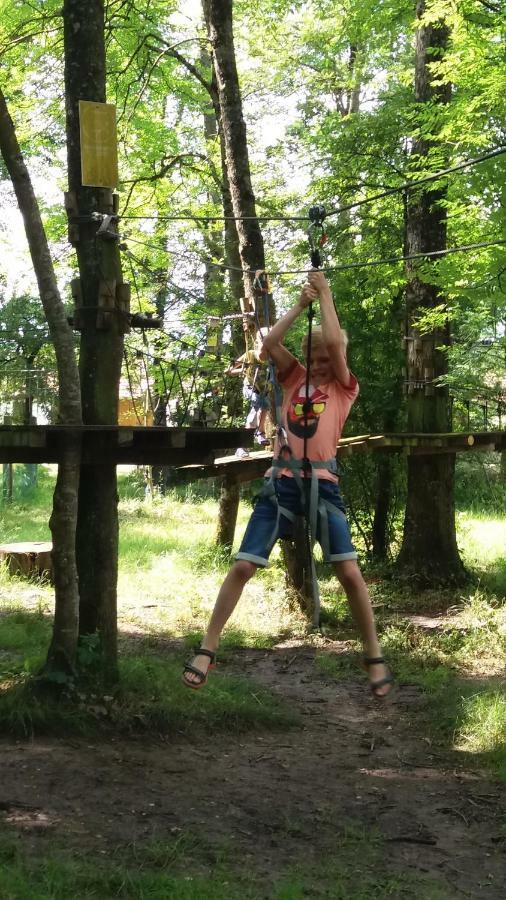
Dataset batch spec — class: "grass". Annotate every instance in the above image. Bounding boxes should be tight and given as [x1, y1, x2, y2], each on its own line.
[316, 583, 506, 780]
[0, 641, 299, 739]
[0, 823, 450, 900]
[0, 464, 505, 770]
[0, 463, 502, 898]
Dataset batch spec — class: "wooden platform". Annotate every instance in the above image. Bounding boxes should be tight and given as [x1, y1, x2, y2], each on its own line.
[0, 427, 503, 473]
[0, 425, 254, 466]
[336, 430, 506, 455]
[174, 430, 506, 483]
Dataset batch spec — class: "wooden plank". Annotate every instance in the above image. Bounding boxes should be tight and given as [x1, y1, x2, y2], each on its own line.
[117, 429, 134, 445]
[176, 450, 271, 483]
[337, 434, 372, 445]
[0, 427, 502, 465]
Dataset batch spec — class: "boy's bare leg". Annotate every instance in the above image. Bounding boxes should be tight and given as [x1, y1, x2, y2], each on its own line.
[184, 560, 257, 685]
[333, 559, 393, 697]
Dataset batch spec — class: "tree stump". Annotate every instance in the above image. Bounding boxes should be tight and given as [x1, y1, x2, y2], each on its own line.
[0, 542, 53, 582]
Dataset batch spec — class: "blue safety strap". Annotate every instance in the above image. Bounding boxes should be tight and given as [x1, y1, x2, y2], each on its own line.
[259, 455, 346, 627]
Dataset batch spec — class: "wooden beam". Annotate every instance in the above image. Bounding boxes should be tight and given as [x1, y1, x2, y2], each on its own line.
[0, 425, 254, 465]
[0, 426, 503, 467]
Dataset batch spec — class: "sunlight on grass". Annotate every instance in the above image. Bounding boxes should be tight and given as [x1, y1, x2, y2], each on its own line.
[457, 512, 506, 596]
[457, 691, 506, 754]
[0, 607, 51, 654]
[0, 567, 53, 615]
[453, 690, 506, 782]
[117, 492, 306, 647]
[1, 467, 505, 782]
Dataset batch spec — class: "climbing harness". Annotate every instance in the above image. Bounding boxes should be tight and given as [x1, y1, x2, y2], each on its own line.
[257, 206, 335, 627]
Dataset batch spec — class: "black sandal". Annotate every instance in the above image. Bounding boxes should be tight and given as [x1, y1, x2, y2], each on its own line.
[182, 647, 216, 690]
[363, 656, 395, 699]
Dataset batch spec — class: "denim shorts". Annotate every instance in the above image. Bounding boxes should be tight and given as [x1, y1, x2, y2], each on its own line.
[235, 476, 357, 567]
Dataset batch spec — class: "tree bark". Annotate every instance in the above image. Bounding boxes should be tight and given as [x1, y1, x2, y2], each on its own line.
[215, 476, 240, 549]
[372, 285, 405, 562]
[0, 86, 82, 675]
[202, 0, 274, 326]
[202, 6, 275, 552]
[396, 3, 466, 584]
[63, 0, 125, 680]
[372, 455, 394, 562]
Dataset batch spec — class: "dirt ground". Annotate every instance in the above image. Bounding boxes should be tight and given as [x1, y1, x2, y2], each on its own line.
[1, 643, 505, 898]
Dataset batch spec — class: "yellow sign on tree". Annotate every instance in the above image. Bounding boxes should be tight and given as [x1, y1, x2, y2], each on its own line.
[79, 100, 118, 188]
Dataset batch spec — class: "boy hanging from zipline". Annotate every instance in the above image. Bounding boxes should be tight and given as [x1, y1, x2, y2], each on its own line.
[226, 327, 271, 452]
[183, 270, 394, 699]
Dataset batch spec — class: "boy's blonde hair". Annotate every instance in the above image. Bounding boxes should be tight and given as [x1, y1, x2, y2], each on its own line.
[301, 326, 348, 357]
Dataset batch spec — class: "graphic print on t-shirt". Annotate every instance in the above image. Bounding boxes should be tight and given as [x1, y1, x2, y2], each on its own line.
[287, 382, 330, 439]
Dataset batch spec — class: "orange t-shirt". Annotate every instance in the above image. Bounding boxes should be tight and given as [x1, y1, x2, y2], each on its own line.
[268, 360, 359, 482]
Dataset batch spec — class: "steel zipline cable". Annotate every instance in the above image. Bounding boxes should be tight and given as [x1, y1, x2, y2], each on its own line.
[118, 145, 506, 226]
[122, 233, 506, 278]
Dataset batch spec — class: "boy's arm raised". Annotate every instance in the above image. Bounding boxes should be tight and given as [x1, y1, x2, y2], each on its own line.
[261, 284, 315, 377]
[308, 270, 351, 386]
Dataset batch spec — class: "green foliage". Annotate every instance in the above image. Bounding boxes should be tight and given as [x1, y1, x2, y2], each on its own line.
[2, 0, 504, 443]
[0, 465, 54, 531]
[0, 295, 60, 423]
[454, 452, 506, 514]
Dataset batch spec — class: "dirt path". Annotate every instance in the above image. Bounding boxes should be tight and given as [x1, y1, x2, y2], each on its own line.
[1, 645, 505, 897]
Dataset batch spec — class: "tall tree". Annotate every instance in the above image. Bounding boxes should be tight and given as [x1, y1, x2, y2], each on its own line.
[202, 0, 274, 327]
[63, 0, 126, 679]
[396, 2, 466, 583]
[202, 0, 278, 549]
[0, 86, 82, 674]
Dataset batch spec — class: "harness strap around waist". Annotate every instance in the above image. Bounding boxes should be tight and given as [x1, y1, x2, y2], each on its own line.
[261, 456, 345, 560]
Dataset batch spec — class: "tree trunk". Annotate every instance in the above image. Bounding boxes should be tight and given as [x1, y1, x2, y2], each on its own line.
[203, 0, 274, 326]
[396, 3, 465, 584]
[202, 3, 317, 611]
[151, 218, 172, 493]
[63, 0, 125, 681]
[202, 6, 275, 552]
[372, 455, 394, 562]
[0, 86, 82, 675]
[215, 476, 240, 549]
[209, 67, 247, 430]
[280, 516, 316, 621]
[372, 285, 405, 562]
[2, 464, 13, 503]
